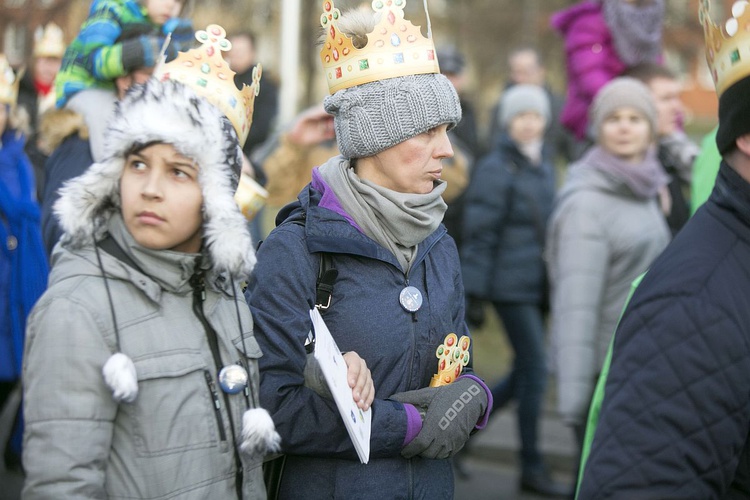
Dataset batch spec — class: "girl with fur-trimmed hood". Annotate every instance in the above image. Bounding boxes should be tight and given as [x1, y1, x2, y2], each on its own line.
[21, 77, 278, 499]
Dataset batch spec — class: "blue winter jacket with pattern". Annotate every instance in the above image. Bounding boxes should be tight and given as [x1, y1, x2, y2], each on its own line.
[247, 176, 475, 499]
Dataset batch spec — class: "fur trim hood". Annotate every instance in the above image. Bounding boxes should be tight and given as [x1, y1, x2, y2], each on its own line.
[54, 79, 255, 277]
[37, 108, 89, 155]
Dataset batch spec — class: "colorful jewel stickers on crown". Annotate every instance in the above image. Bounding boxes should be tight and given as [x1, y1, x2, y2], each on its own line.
[430, 333, 471, 387]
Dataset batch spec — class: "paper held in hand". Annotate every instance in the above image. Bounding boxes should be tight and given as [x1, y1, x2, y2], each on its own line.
[310, 308, 371, 464]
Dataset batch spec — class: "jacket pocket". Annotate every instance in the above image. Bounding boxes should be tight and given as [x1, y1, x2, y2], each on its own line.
[130, 350, 220, 457]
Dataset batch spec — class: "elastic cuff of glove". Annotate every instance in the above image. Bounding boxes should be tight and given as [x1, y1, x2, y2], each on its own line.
[402, 403, 423, 447]
[457, 374, 493, 430]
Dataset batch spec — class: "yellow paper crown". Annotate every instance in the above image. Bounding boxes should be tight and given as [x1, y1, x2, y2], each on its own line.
[0, 55, 21, 106]
[34, 22, 65, 58]
[153, 24, 261, 147]
[319, 0, 440, 94]
[699, 0, 750, 96]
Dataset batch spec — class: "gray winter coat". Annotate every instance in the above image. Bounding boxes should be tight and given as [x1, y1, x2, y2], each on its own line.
[546, 162, 670, 426]
[22, 216, 266, 499]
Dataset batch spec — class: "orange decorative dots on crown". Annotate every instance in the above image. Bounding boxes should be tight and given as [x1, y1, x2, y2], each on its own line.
[153, 24, 260, 147]
[319, 0, 441, 94]
[699, 0, 750, 96]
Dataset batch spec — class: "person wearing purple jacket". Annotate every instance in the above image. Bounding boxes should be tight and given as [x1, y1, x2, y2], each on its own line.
[551, 0, 665, 142]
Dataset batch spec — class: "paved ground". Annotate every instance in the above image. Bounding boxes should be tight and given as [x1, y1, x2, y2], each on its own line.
[455, 455, 574, 500]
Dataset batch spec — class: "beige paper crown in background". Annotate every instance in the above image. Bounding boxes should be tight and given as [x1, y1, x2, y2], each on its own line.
[0, 55, 21, 106]
[33, 23, 65, 59]
[319, 0, 441, 94]
[699, 0, 750, 96]
[153, 24, 261, 147]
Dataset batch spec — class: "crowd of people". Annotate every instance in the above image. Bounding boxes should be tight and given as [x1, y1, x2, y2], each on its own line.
[0, 0, 746, 497]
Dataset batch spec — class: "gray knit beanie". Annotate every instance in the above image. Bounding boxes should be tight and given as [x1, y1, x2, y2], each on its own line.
[589, 77, 657, 140]
[323, 73, 462, 159]
[499, 84, 551, 128]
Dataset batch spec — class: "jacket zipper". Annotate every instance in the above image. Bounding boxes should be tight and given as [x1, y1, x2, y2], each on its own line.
[191, 268, 244, 499]
[204, 370, 227, 442]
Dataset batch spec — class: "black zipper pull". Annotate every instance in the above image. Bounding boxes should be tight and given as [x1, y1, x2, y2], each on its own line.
[190, 270, 207, 302]
[204, 371, 221, 410]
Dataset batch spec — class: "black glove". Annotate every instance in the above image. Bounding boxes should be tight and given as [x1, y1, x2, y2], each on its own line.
[303, 353, 332, 399]
[390, 377, 488, 459]
[465, 296, 485, 330]
[121, 34, 163, 71]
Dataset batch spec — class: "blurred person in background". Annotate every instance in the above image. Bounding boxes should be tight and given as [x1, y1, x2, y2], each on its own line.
[546, 77, 670, 465]
[40, 24, 157, 258]
[17, 23, 65, 198]
[0, 53, 48, 474]
[462, 84, 567, 497]
[435, 45, 473, 251]
[625, 62, 699, 236]
[488, 46, 579, 163]
[227, 30, 279, 165]
[251, 103, 338, 239]
[551, 0, 665, 146]
[55, 0, 194, 162]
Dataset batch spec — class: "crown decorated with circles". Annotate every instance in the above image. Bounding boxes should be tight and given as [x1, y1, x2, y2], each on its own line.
[0, 55, 21, 106]
[153, 24, 261, 147]
[319, 0, 440, 94]
[34, 22, 65, 58]
[699, 0, 750, 96]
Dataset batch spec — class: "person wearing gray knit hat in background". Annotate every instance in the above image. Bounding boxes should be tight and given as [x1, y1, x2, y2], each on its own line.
[499, 84, 551, 132]
[461, 80, 570, 496]
[246, 1, 494, 498]
[546, 75, 671, 486]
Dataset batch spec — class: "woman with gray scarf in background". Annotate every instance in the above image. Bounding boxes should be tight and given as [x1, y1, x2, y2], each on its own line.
[246, 2, 492, 498]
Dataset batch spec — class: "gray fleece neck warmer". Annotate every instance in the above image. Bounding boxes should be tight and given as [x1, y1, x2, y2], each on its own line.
[323, 73, 462, 159]
[317, 157, 447, 273]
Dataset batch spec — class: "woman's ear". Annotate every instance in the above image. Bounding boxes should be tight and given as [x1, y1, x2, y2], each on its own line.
[736, 134, 750, 157]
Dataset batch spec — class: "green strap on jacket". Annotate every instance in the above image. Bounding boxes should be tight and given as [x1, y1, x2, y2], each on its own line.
[574, 272, 646, 498]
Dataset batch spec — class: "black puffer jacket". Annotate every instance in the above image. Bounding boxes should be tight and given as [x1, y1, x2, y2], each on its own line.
[579, 162, 750, 498]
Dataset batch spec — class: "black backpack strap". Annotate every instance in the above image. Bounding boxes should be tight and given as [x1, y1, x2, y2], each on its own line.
[305, 253, 337, 354]
[315, 252, 337, 310]
[286, 215, 338, 309]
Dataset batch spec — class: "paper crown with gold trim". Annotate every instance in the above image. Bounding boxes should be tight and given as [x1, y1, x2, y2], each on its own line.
[699, 0, 750, 96]
[153, 24, 261, 147]
[319, 0, 440, 94]
[0, 55, 21, 106]
[33, 22, 65, 58]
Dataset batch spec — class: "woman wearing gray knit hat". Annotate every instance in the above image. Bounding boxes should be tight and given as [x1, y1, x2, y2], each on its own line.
[546, 76, 670, 465]
[247, 1, 492, 498]
[461, 83, 570, 496]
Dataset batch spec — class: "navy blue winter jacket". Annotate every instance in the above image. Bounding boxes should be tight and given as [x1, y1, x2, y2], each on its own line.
[461, 135, 556, 303]
[41, 134, 93, 258]
[247, 180, 474, 499]
[578, 162, 750, 498]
